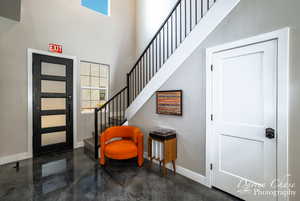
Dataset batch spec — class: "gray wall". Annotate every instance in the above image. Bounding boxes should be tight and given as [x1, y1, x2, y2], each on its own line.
[136, 0, 178, 55]
[131, 0, 300, 200]
[0, 0, 136, 157]
[0, 0, 21, 21]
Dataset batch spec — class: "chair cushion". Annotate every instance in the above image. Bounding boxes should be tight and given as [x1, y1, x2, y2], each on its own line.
[104, 139, 138, 160]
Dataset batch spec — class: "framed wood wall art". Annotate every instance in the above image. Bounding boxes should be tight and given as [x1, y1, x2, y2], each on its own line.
[156, 90, 182, 116]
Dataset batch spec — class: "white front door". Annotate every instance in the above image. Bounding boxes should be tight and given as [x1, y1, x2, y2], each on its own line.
[211, 40, 277, 201]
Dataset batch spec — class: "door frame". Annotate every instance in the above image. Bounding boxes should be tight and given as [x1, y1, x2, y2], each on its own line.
[27, 48, 78, 156]
[205, 28, 290, 201]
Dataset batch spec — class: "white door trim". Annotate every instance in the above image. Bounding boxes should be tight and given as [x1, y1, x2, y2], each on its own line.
[206, 28, 290, 201]
[27, 48, 78, 157]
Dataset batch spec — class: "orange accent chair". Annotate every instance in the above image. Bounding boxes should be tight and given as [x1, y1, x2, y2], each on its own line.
[99, 126, 144, 167]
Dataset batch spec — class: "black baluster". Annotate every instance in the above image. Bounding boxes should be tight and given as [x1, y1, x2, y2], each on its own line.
[190, 0, 192, 31]
[207, 0, 209, 10]
[138, 64, 140, 94]
[159, 32, 162, 67]
[201, 0, 203, 18]
[115, 96, 117, 125]
[175, 7, 178, 49]
[195, 0, 198, 24]
[139, 63, 142, 91]
[94, 108, 98, 159]
[171, 14, 173, 54]
[167, 20, 169, 58]
[163, 27, 165, 64]
[180, 2, 182, 43]
[127, 73, 130, 106]
[146, 51, 148, 84]
[145, 51, 148, 86]
[104, 106, 107, 129]
[142, 57, 145, 88]
[135, 68, 137, 98]
[148, 49, 150, 82]
[149, 47, 151, 80]
[130, 73, 132, 103]
[114, 98, 116, 126]
[152, 44, 154, 78]
[156, 38, 158, 72]
[185, 0, 187, 37]
[122, 90, 124, 119]
[118, 95, 120, 125]
[140, 63, 142, 92]
[133, 68, 135, 99]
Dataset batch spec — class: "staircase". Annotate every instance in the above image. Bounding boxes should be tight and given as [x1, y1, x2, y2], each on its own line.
[84, 0, 240, 159]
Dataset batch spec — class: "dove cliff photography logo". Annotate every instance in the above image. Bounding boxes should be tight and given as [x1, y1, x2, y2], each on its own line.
[236, 174, 296, 198]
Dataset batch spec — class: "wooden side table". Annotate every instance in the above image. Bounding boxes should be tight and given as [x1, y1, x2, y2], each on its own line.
[148, 129, 177, 176]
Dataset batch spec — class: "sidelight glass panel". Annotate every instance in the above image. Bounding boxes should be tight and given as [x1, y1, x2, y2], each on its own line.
[81, 89, 91, 101]
[81, 101, 91, 109]
[80, 61, 110, 113]
[91, 77, 100, 88]
[80, 76, 90, 87]
[42, 131, 66, 146]
[41, 80, 66, 94]
[41, 115, 66, 128]
[91, 101, 101, 108]
[80, 62, 90, 76]
[91, 89, 100, 100]
[41, 98, 66, 110]
[91, 63, 100, 76]
[41, 62, 66, 77]
[100, 65, 109, 78]
[100, 78, 108, 88]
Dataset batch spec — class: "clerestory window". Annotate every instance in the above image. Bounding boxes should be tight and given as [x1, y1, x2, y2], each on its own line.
[81, 0, 110, 16]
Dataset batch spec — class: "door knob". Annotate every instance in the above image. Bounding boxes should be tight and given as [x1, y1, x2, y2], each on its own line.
[266, 128, 275, 139]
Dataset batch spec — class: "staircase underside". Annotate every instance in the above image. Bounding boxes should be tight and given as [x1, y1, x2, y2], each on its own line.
[125, 0, 240, 120]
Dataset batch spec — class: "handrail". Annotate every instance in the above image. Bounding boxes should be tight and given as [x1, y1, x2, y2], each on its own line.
[95, 86, 128, 112]
[128, 0, 182, 75]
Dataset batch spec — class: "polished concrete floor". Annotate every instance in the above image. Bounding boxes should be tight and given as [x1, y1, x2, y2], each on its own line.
[0, 148, 240, 201]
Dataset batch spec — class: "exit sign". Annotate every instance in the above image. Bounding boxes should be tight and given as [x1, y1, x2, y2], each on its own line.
[49, 43, 62, 53]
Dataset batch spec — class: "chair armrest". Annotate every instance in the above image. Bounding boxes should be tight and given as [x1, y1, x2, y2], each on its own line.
[132, 128, 143, 144]
[100, 130, 108, 160]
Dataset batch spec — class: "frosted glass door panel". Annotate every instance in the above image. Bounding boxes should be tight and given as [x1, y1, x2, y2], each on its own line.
[41, 98, 66, 110]
[41, 62, 66, 77]
[42, 132, 66, 146]
[41, 115, 66, 128]
[41, 80, 66, 93]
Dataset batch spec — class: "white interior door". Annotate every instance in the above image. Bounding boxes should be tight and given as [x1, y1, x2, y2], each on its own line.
[211, 40, 277, 201]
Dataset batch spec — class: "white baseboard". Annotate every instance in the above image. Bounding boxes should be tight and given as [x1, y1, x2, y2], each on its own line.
[0, 152, 32, 166]
[0, 141, 85, 166]
[144, 152, 209, 187]
[75, 141, 84, 149]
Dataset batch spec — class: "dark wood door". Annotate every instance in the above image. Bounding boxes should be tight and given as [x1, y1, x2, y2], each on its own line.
[32, 53, 73, 157]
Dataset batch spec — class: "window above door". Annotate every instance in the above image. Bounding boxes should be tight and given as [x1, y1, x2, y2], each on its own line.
[81, 0, 110, 16]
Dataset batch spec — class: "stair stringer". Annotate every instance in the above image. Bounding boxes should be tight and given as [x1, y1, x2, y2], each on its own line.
[126, 0, 240, 120]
